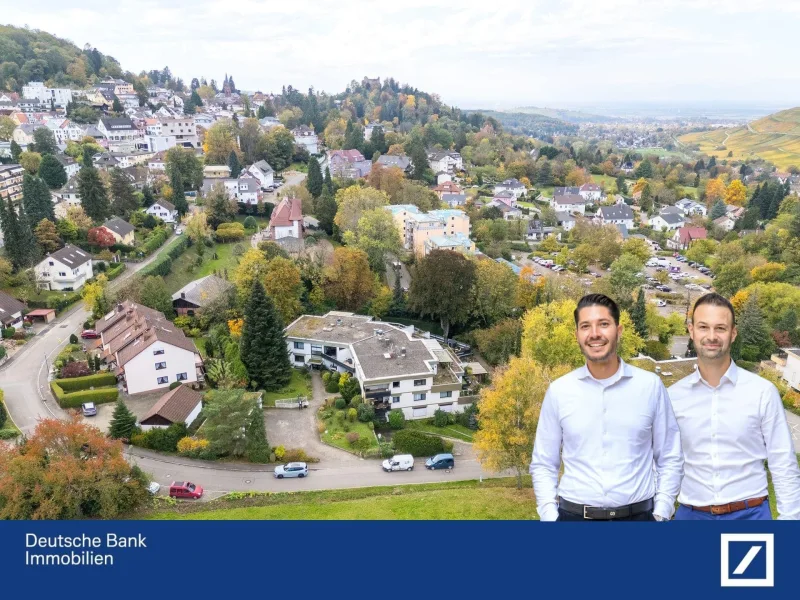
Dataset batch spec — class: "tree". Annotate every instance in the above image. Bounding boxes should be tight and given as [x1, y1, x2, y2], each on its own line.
[185, 211, 211, 249]
[204, 182, 237, 229]
[750, 262, 786, 283]
[169, 167, 188, 216]
[634, 159, 653, 178]
[639, 182, 653, 213]
[81, 276, 109, 317]
[203, 120, 239, 164]
[306, 156, 323, 198]
[0, 418, 150, 519]
[342, 208, 401, 271]
[19, 151, 42, 174]
[88, 226, 115, 248]
[409, 143, 430, 182]
[323, 247, 375, 311]
[737, 294, 775, 361]
[474, 319, 523, 366]
[0, 116, 15, 141]
[38, 153, 67, 189]
[165, 146, 203, 190]
[32, 127, 58, 155]
[263, 127, 295, 172]
[616, 174, 628, 194]
[108, 399, 138, 440]
[705, 177, 726, 204]
[138, 275, 174, 316]
[2, 197, 38, 269]
[201, 390, 263, 457]
[536, 160, 553, 186]
[631, 287, 649, 339]
[10, 140, 22, 161]
[409, 250, 476, 342]
[22, 174, 55, 226]
[474, 357, 571, 488]
[111, 95, 123, 113]
[714, 260, 751, 297]
[368, 284, 393, 319]
[109, 168, 139, 219]
[725, 179, 747, 206]
[324, 166, 333, 193]
[316, 187, 337, 235]
[393, 180, 439, 211]
[606, 253, 644, 309]
[240, 280, 292, 390]
[333, 186, 390, 235]
[263, 257, 304, 324]
[472, 259, 518, 326]
[34, 218, 62, 253]
[710, 199, 727, 220]
[77, 156, 110, 221]
[232, 248, 270, 300]
[227, 149, 242, 178]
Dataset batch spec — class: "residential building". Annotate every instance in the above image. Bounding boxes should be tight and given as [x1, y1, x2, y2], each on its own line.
[441, 193, 467, 208]
[139, 385, 204, 431]
[432, 181, 462, 198]
[325, 149, 371, 179]
[12, 124, 35, 148]
[55, 154, 80, 179]
[726, 205, 746, 220]
[0, 164, 24, 203]
[96, 300, 203, 395]
[427, 150, 462, 174]
[377, 154, 412, 174]
[783, 348, 800, 392]
[34, 244, 93, 291]
[101, 217, 135, 245]
[385, 205, 471, 257]
[246, 160, 275, 190]
[21, 81, 73, 107]
[598, 204, 635, 229]
[550, 194, 586, 214]
[435, 171, 452, 185]
[291, 125, 319, 154]
[203, 165, 231, 179]
[145, 116, 199, 151]
[579, 182, 602, 202]
[269, 196, 304, 240]
[364, 122, 384, 141]
[668, 226, 708, 250]
[554, 186, 580, 196]
[147, 151, 167, 171]
[527, 218, 560, 241]
[284, 312, 470, 420]
[200, 176, 259, 205]
[146, 200, 178, 223]
[422, 233, 475, 256]
[259, 116, 281, 130]
[97, 116, 143, 152]
[487, 201, 523, 220]
[0, 291, 26, 329]
[493, 178, 526, 199]
[649, 212, 685, 231]
[555, 211, 576, 232]
[53, 175, 81, 206]
[713, 215, 736, 232]
[675, 198, 707, 216]
[172, 275, 234, 316]
[491, 190, 518, 208]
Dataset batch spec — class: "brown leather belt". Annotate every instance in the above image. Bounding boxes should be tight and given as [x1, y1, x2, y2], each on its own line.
[683, 496, 768, 516]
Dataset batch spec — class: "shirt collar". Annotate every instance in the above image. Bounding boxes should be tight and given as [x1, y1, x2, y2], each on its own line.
[577, 357, 631, 385]
[689, 359, 738, 387]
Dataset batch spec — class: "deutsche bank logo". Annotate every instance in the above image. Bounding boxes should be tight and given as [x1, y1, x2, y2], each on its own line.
[720, 534, 774, 587]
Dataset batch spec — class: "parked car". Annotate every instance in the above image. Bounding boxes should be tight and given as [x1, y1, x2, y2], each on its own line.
[175, 228, 183, 235]
[652, 299, 667, 307]
[641, 284, 654, 290]
[656, 285, 672, 292]
[80, 329, 100, 339]
[169, 481, 203, 499]
[81, 402, 97, 417]
[592, 272, 602, 278]
[668, 266, 681, 273]
[425, 453, 455, 470]
[382, 454, 414, 472]
[700, 284, 712, 290]
[647, 277, 659, 283]
[274, 462, 308, 478]
[688, 262, 698, 268]
[676, 256, 687, 262]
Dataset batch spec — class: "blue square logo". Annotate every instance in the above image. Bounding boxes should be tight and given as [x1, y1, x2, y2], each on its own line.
[721, 534, 774, 587]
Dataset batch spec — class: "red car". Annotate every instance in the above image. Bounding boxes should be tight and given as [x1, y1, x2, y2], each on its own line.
[80, 330, 100, 339]
[169, 481, 204, 499]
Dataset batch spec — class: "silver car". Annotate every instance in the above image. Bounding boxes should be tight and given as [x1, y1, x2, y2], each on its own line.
[274, 462, 308, 478]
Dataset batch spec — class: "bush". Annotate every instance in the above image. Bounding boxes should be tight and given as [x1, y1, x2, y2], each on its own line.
[345, 431, 360, 445]
[321, 371, 331, 384]
[783, 390, 800, 412]
[433, 409, 454, 427]
[0, 429, 19, 440]
[53, 372, 117, 392]
[274, 445, 286, 460]
[243, 216, 258, 230]
[50, 382, 118, 408]
[317, 421, 326, 434]
[0, 393, 6, 429]
[325, 378, 339, 393]
[69, 333, 78, 344]
[214, 222, 246, 242]
[357, 403, 375, 422]
[347, 407, 357, 422]
[130, 423, 187, 452]
[388, 409, 405, 430]
[335, 410, 345, 425]
[282, 448, 319, 463]
[339, 376, 360, 403]
[379, 442, 395, 458]
[2, 327, 16, 339]
[106, 263, 126, 281]
[349, 395, 363, 407]
[177, 437, 210, 457]
[392, 429, 446, 457]
[643, 340, 671, 361]
[334, 397, 346, 410]
[442, 439, 455, 453]
[455, 403, 479, 430]
[60, 361, 92, 379]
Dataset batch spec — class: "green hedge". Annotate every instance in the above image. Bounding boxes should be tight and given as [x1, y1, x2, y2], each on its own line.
[139, 227, 170, 256]
[106, 263, 126, 281]
[53, 372, 118, 392]
[130, 423, 187, 452]
[139, 235, 190, 278]
[50, 382, 118, 408]
[27, 291, 82, 312]
[392, 429, 447, 457]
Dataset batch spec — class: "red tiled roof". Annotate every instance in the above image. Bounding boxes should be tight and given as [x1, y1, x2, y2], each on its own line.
[677, 226, 707, 245]
[329, 149, 365, 163]
[269, 197, 303, 227]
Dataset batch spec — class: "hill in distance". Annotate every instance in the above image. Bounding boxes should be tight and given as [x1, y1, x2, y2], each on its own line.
[509, 106, 623, 124]
[679, 107, 800, 169]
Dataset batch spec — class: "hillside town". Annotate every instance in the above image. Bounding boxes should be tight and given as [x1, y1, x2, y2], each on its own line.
[0, 24, 798, 521]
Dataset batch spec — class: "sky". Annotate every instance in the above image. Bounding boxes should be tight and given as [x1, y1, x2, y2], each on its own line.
[5, 0, 800, 111]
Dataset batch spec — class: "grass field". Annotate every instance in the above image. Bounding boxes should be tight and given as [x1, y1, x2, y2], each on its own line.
[145, 477, 537, 520]
[261, 369, 312, 405]
[163, 242, 241, 294]
[406, 419, 475, 442]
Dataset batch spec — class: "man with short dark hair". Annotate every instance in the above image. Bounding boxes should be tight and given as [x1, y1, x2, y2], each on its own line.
[531, 294, 684, 521]
[669, 293, 800, 520]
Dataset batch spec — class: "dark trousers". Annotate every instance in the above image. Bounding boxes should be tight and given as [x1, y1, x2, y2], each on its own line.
[556, 507, 656, 521]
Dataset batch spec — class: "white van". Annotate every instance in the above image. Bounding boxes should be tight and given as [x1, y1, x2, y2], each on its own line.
[655, 258, 670, 267]
[382, 454, 414, 472]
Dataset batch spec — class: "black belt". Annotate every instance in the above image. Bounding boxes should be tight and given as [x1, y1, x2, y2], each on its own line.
[558, 497, 654, 520]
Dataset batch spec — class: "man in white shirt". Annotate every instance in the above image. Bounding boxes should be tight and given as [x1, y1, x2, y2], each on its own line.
[530, 294, 684, 521]
[669, 293, 800, 520]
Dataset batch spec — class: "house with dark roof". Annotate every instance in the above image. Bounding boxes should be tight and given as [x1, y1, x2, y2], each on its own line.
[551, 194, 586, 214]
[139, 385, 204, 430]
[377, 154, 412, 173]
[146, 199, 178, 223]
[441, 193, 467, 208]
[324, 149, 372, 179]
[101, 217, 135, 245]
[98, 301, 203, 395]
[172, 275, 234, 316]
[269, 197, 304, 240]
[246, 160, 275, 190]
[0, 290, 26, 329]
[493, 178, 526, 199]
[34, 244, 93, 291]
[598, 204, 635, 229]
[649, 211, 685, 232]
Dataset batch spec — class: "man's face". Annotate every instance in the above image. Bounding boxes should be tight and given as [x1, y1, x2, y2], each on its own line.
[689, 303, 737, 361]
[576, 305, 621, 363]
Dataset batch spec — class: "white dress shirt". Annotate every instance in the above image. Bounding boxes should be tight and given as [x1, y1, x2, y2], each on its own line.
[668, 361, 800, 519]
[530, 359, 684, 521]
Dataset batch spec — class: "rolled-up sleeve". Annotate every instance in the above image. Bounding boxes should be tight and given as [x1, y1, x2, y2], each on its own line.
[652, 381, 684, 519]
[761, 385, 800, 520]
[531, 388, 562, 522]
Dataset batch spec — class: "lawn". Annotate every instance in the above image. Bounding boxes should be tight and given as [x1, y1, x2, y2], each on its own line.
[145, 477, 537, 520]
[319, 409, 378, 454]
[406, 418, 476, 442]
[163, 242, 242, 295]
[261, 369, 312, 405]
[235, 214, 271, 234]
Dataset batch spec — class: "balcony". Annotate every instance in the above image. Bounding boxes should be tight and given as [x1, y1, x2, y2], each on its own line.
[364, 384, 391, 399]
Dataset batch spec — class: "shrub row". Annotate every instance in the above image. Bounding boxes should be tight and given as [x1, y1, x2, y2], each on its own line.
[131, 423, 187, 452]
[27, 291, 82, 312]
[139, 235, 190, 278]
[392, 429, 449, 457]
[138, 227, 170, 256]
[50, 382, 119, 409]
[53, 372, 118, 392]
[106, 263, 126, 281]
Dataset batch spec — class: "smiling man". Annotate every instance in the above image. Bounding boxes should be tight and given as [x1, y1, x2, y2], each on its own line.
[530, 294, 684, 521]
[669, 293, 800, 520]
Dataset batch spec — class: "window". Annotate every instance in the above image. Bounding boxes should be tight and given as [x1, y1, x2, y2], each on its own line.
[48, 261, 54, 266]
[440, 391, 452, 399]
[293, 341, 304, 349]
[413, 393, 426, 402]
[176, 372, 187, 381]
[155, 362, 167, 370]
[324, 346, 337, 357]
[294, 354, 304, 363]
[392, 396, 400, 404]
[153, 349, 165, 355]
[392, 381, 400, 388]
[156, 376, 168, 385]
[59, 272, 66, 277]
[413, 379, 426, 386]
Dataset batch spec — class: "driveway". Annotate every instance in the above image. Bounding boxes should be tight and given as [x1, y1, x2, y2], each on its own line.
[264, 372, 362, 464]
[81, 390, 164, 432]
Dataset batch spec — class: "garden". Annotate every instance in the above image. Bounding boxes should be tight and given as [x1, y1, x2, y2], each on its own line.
[261, 368, 312, 406]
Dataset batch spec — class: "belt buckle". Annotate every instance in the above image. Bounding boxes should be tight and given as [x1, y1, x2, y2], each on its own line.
[583, 505, 593, 520]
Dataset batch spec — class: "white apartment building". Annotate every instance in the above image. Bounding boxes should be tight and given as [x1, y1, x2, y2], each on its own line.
[34, 244, 93, 291]
[22, 81, 73, 107]
[200, 176, 259, 205]
[97, 116, 143, 152]
[145, 116, 199, 151]
[285, 312, 469, 420]
[292, 125, 319, 154]
[783, 348, 800, 392]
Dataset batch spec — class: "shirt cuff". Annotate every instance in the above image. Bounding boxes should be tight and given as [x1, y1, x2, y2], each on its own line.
[539, 505, 559, 522]
[653, 499, 674, 521]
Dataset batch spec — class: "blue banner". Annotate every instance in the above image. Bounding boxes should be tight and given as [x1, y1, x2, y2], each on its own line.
[0, 521, 795, 598]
